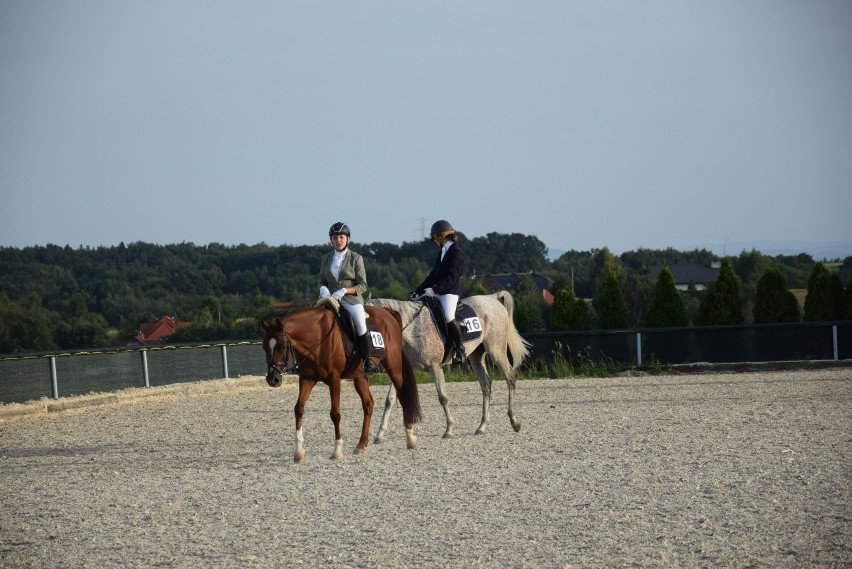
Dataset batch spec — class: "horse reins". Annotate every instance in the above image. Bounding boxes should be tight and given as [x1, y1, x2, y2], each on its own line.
[399, 300, 428, 332]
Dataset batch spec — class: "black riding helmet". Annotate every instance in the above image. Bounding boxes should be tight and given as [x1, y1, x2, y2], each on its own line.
[328, 222, 351, 237]
[430, 219, 454, 237]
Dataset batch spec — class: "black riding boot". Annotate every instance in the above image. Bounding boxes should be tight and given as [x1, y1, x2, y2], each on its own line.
[356, 332, 378, 376]
[447, 320, 467, 364]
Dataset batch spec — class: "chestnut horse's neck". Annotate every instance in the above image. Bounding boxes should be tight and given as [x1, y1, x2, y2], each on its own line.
[285, 308, 337, 353]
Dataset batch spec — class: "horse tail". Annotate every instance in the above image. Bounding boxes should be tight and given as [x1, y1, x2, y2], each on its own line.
[387, 307, 422, 424]
[398, 349, 422, 424]
[495, 291, 532, 371]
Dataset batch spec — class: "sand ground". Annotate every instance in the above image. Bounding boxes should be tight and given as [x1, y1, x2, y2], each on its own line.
[1, 368, 850, 568]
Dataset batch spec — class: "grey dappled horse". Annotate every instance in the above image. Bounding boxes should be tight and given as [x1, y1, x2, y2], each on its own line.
[369, 291, 531, 439]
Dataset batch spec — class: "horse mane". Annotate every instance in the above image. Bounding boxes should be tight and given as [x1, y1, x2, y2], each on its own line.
[368, 298, 417, 322]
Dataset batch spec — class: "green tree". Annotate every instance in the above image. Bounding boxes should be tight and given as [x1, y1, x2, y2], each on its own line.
[595, 272, 628, 329]
[696, 257, 743, 325]
[549, 288, 575, 331]
[622, 272, 654, 328]
[753, 268, 800, 323]
[55, 313, 110, 349]
[514, 300, 531, 333]
[572, 297, 592, 330]
[845, 279, 852, 320]
[591, 247, 623, 295]
[829, 273, 846, 320]
[0, 293, 61, 352]
[803, 263, 836, 321]
[734, 249, 772, 323]
[646, 267, 688, 327]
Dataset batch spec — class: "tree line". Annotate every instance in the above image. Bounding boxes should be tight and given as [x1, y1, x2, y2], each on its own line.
[1, 235, 850, 353]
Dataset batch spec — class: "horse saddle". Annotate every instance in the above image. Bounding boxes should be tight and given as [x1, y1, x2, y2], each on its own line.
[422, 296, 483, 346]
[316, 298, 387, 360]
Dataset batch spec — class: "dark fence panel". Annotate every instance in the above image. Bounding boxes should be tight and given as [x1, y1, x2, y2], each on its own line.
[0, 357, 53, 405]
[523, 321, 850, 366]
[839, 323, 852, 360]
[641, 322, 836, 364]
[145, 346, 224, 387]
[226, 343, 267, 377]
[2, 323, 850, 405]
[0, 342, 265, 405]
[524, 330, 636, 368]
[54, 350, 144, 397]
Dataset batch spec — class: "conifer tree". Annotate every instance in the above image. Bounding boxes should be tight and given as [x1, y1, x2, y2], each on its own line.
[572, 297, 592, 330]
[803, 263, 835, 321]
[646, 266, 688, 327]
[548, 287, 575, 331]
[696, 257, 743, 325]
[595, 272, 628, 329]
[753, 268, 800, 323]
[829, 273, 846, 320]
[845, 279, 852, 320]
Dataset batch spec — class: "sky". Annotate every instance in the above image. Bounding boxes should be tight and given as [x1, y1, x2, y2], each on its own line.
[2, 1, 851, 259]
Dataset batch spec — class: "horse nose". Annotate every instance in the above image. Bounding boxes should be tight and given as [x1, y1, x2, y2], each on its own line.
[266, 373, 282, 387]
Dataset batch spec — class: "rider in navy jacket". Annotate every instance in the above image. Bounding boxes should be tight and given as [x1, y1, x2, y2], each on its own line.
[414, 219, 467, 363]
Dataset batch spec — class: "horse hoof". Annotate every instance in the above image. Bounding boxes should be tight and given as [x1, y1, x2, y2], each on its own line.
[294, 452, 306, 463]
[373, 435, 385, 445]
[353, 446, 366, 455]
[512, 421, 522, 433]
[330, 452, 344, 461]
[474, 427, 486, 435]
[442, 432, 455, 439]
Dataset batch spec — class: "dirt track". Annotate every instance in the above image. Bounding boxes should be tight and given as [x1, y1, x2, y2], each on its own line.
[1, 369, 850, 568]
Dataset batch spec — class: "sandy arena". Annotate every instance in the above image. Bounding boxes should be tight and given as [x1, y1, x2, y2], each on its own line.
[1, 368, 850, 568]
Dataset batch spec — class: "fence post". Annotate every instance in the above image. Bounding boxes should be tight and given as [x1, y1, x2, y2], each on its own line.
[833, 325, 838, 361]
[636, 332, 642, 367]
[221, 345, 229, 379]
[141, 350, 150, 388]
[50, 356, 59, 400]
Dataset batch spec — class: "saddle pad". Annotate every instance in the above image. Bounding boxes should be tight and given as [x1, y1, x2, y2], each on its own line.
[455, 303, 483, 342]
[338, 306, 386, 358]
[365, 318, 387, 358]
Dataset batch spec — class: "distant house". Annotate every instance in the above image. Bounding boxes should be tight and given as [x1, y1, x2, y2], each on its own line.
[127, 315, 192, 346]
[649, 262, 721, 291]
[474, 272, 554, 305]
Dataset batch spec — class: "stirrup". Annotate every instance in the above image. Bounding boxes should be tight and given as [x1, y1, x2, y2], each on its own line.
[363, 358, 378, 376]
[452, 348, 467, 364]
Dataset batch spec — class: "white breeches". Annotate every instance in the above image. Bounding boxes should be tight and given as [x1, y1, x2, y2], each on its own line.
[437, 294, 459, 323]
[342, 302, 368, 336]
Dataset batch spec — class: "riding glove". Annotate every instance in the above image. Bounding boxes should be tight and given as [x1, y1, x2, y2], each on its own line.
[319, 286, 331, 298]
[424, 288, 435, 297]
[332, 288, 346, 301]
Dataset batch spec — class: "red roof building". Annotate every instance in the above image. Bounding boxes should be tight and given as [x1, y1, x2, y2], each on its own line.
[127, 316, 192, 346]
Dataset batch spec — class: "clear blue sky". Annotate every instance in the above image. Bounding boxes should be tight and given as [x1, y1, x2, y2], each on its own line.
[2, 1, 851, 258]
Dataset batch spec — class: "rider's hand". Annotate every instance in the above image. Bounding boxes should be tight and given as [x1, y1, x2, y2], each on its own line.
[332, 288, 346, 301]
[319, 286, 331, 298]
[410, 291, 420, 300]
[424, 288, 435, 298]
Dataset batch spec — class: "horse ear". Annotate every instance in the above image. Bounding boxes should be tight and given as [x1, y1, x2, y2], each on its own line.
[260, 318, 270, 330]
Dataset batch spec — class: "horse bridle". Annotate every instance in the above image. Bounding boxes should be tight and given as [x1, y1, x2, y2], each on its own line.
[266, 330, 300, 376]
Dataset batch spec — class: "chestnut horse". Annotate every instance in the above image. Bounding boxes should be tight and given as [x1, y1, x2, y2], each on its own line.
[262, 300, 421, 462]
